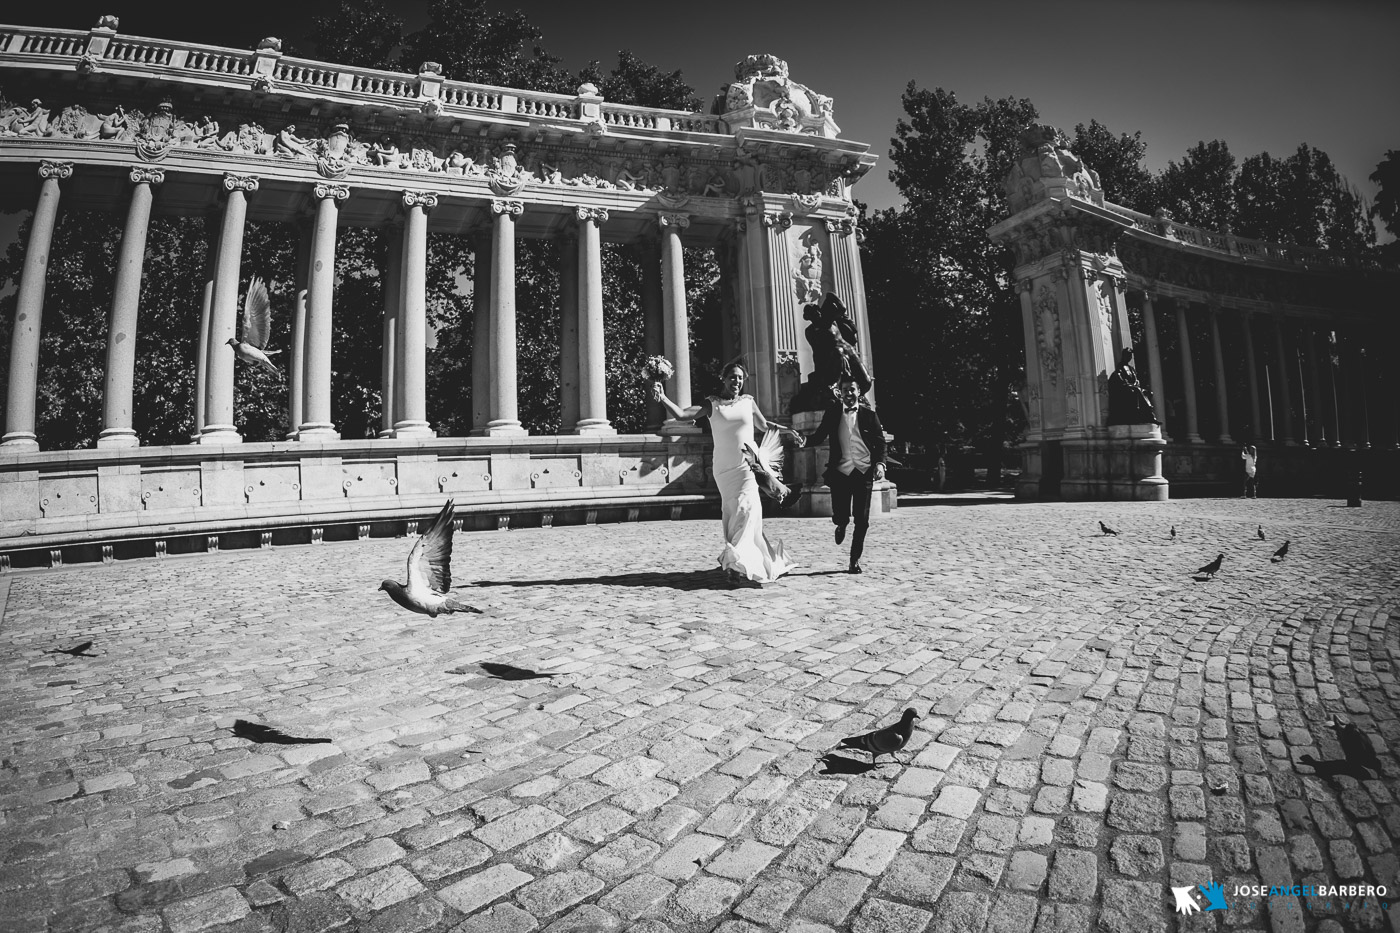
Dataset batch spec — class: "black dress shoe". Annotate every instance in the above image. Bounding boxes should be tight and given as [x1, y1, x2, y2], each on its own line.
[835, 525, 846, 545]
[848, 562, 862, 574]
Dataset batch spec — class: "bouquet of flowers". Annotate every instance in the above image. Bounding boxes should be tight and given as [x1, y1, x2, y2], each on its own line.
[643, 355, 675, 384]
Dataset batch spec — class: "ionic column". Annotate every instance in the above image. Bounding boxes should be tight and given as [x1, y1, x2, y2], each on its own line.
[638, 237, 664, 430]
[1351, 332, 1371, 448]
[200, 173, 257, 444]
[1240, 312, 1263, 443]
[1206, 304, 1233, 445]
[97, 166, 164, 448]
[470, 233, 492, 435]
[1140, 292, 1168, 440]
[659, 212, 693, 422]
[1173, 299, 1202, 444]
[1319, 328, 1342, 447]
[1271, 316, 1297, 446]
[486, 199, 526, 436]
[298, 182, 348, 440]
[379, 222, 404, 436]
[3, 160, 72, 452]
[287, 222, 312, 439]
[1302, 324, 1326, 447]
[558, 230, 581, 432]
[194, 217, 220, 441]
[394, 190, 436, 437]
[574, 206, 613, 434]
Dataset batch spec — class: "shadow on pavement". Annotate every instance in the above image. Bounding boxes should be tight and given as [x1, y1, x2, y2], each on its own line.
[473, 569, 737, 591]
[897, 492, 1019, 508]
[817, 753, 877, 775]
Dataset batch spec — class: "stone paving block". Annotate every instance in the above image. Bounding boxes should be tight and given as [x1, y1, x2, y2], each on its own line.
[735, 876, 806, 925]
[851, 897, 934, 933]
[797, 870, 870, 925]
[582, 833, 660, 881]
[651, 832, 724, 881]
[597, 872, 675, 920]
[986, 893, 1040, 933]
[452, 902, 539, 933]
[1100, 880, 1166, 933]
[670, 875, 741, 923]
[438, 864, 534, 916]
[876, 850, 955, 904]
[283, 857, 355, 896]
[336, 864, 425, 913]
[929, 785, 980, 818]
[516, 869, 605, 917]
[927, 891, 990, 933]
[161, 887, 250, 933]
[1048, 848, 1097, 901]
[474, 805, 566, 852]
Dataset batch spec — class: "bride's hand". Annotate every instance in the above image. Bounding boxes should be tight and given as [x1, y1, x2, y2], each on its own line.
[650, 382, 663, 402]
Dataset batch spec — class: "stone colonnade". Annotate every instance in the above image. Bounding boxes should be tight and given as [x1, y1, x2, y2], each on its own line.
[1, 161, 714, 451]
[1128, 289, 1398, 451]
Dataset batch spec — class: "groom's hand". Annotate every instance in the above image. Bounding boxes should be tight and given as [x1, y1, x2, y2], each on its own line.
[874, 463, 886, 481]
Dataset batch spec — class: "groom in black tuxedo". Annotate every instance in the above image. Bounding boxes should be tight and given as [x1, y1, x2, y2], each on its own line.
[805, 378, 886, 574]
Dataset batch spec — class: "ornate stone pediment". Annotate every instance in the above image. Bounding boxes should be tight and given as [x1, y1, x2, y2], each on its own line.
[1004, 123, 1104, 214]
[721, 54, 838, 138]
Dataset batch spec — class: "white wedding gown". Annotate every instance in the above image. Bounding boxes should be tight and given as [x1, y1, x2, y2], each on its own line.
[708, 395, 794, 583]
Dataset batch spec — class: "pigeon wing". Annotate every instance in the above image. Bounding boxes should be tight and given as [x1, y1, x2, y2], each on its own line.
[865, 725, 905, 754]
[753, 427, 785, 483]
[243, 276, 272, 349]
[407, 499, 456, 598]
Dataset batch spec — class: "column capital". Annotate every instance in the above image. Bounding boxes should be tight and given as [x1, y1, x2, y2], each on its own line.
[824, 217, 856, 235]
[491, 198, 524, 216]
[315, 182, 351, 201]
[39, 160, 74, 180]
[128, 166, 165, 186]
[575, 206, 609, 225]
[402, 189, 438, 210]
[658, 211, 691, 230]
[223, 173, 260, 193]
[761, 210, 792, 229]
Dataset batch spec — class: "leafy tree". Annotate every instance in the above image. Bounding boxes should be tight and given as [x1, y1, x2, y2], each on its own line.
[580, 50, 703, 112]
[867, 85, 1036, 476]
[304, 0, 403, 70]
[401, 0, 573, 93]
[1070, 119, 1152, 211]
[1151, 139, 1237, 230]
[1370, 150, 1400, 266]
[1234, 144, 1374, 256]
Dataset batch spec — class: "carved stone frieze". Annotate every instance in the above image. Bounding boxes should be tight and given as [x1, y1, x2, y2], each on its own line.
[1033, 283, 1062, 387]
[793, 231, 823, 305]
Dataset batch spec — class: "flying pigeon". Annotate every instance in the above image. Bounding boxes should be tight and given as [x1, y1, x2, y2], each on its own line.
[1271, 540, 1290, 562]
[1195, 553, 1224, 578]
[380, 499, 482, 616]
[1330, 717, 1382, 777]
[835, 708, 919, 765]
[1170, 525, 1176, 540]
[1257, 525, 1265, 541]
[227, 276, 281, 375]
[46, 641, 97, 657]
[1099, 521, 1119, 536]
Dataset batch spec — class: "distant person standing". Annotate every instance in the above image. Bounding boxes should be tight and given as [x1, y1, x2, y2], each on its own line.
[1242, 445, 1258, 498]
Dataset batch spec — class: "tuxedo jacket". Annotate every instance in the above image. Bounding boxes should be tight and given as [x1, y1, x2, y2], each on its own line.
[808, 403, 886, 486]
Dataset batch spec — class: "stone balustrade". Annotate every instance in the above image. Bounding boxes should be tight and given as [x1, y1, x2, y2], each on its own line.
[1102, 203, 1369, 270]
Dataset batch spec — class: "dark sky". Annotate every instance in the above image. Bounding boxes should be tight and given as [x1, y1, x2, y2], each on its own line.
[4, 0, 1398, 217]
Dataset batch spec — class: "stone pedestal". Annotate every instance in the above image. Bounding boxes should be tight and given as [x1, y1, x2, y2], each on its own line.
[1058, 424, 1167, 501]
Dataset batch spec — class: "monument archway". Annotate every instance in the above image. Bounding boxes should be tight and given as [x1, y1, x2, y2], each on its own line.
[990, 125, 1400, 501]
[0, 21, 889, 569]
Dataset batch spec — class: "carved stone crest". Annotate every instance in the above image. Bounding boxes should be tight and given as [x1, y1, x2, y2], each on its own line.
[721, 54, 839, 138]
[316, 124, 352, 179]
[135, 100, 178, 161]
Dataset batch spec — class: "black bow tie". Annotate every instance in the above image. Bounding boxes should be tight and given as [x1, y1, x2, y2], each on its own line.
[844, 407, 858, 413]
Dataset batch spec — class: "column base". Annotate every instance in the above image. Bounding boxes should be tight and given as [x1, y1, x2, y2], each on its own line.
[96, 428, 140, 449]
[484, 420, 529, 437]
[393, 421, 437, 438]
[1184, 434, 1205, 444]
[198, 425, 243, 445]
[297, 423, 341, 441]
[659, 419, 703, 436]
[571, 419, 617, 436]
[0, 432, 40, 453]
[1217, 434, 1236, 446]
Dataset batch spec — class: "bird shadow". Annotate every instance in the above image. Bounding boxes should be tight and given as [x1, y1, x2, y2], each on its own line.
[479, 662, 553, 681]
[801, 570, 853, 578]
[817, 753, 877, 775]
[233, 719, 332, 745]
[1297, 754, 1374, 782]
[1191, 576, 1216, 583]
[473, 570, 738, 591]
[46, 642, 97, 658]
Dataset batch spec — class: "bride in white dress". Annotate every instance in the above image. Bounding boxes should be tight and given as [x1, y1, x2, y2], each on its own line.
[655, 362, 804, 584]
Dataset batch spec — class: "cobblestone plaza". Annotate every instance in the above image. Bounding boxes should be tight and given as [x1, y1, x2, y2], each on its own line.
[2, 497, 1397, 932]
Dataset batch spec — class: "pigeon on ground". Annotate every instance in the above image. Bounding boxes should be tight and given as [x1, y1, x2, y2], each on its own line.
[233, 719, 331, 745]
[46, 641, 97, 657]
[1271, 540, 1290, 562]
[1195, 554, 1224, 578]
[1170, 525, 1176, 540]
[380, 499, 482, 616]
[1331, 717, 1383, 777]
[835, 708, 919, 765]
[1257, 525, 1265, 540]
[1099, 521, 1119, 536]
[227, 276, 281, 375]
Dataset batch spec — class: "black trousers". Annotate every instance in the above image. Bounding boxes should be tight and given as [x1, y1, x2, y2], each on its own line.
[831, 466, 875, 563]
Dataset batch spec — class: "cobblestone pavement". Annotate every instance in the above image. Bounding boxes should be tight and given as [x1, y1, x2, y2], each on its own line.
[2, 497, 1397, 933]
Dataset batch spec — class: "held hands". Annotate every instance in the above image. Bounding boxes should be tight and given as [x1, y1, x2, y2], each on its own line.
[874, 463, 886, 481]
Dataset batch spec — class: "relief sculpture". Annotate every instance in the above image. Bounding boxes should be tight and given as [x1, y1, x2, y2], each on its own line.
[1033, 284, 1063, 387]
